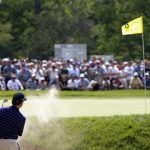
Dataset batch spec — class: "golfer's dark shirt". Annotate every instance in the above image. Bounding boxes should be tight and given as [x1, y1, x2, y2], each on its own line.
[0, 106, 26, 139]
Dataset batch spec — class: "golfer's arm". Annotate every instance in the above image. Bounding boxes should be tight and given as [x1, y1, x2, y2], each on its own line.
[18, 118, 26, 136]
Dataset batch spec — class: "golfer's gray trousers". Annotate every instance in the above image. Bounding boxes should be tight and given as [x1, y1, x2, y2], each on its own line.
[0, 139, 19, 150]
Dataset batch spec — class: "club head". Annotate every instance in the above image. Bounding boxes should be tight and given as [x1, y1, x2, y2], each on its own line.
[2, 99, 8, 107]
[3, 99, 8, 103]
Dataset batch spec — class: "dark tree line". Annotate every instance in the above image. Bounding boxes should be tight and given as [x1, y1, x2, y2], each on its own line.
[0, 0, 150, 60]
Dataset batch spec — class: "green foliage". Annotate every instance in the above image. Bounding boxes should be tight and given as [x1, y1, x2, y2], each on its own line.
[0, 21, 12, 57]
[21, 115, 150, 150]
[0, 0, 150, 59]
[0, 89, 150, 100]
[0, 22, 12, 45]
[57, 90, 150, 99]
[0, 90, 48, 100]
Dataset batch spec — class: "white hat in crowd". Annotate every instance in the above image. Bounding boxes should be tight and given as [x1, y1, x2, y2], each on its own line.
[3, 58, 10, 61]
[32, 74, 36, 77]
[80, 73, 85, 78]
[105, 62, 110, 66]
[40, 77, 45, 81]
[123, 61, 128, 65]
[145, 72, 149, 76]
[133, 72, 138, 76]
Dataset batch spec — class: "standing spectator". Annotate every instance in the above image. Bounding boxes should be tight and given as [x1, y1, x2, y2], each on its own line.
[145, 60, 150, 74]
[0, 76, 6, 90]
[59, 62, 69, 76]
[28, 62, 36, 75]
[84, 63, 94, 80]
[122, 61, 134, 87]
[0, 59, 3, 74]
[145, 72, 150, 89]
[94, 61, 105, 75]
[48, 64, 58, 86]
[94, 61, 105, 83]
[15, 63, 22, 79]
[80, 64, 86, 74]
[104, 62, 112, 74]
[35, 65, 44, 83]
[26, 74, 38, 90]
[58, 63, 69, 90]
[7, 74, 23, 91]
[69, 63, 80, 77]
[134, 60, 142, 75]
[18, 64, 31, 89]
[3, 59, 16, 89]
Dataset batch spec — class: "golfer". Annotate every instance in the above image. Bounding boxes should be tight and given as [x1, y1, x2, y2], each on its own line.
[0, 93, 26, 150]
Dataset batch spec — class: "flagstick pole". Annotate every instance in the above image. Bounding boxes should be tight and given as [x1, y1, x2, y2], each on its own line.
[141, 33, 147, 114]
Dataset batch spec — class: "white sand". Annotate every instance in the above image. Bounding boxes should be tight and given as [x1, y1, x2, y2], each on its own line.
[20, 98, 150, 117]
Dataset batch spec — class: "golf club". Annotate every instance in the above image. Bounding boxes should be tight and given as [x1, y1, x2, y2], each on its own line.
[1, 99, 8, 107]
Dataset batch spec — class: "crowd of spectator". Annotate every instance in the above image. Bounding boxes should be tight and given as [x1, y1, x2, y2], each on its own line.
[0, 57, 150, 91]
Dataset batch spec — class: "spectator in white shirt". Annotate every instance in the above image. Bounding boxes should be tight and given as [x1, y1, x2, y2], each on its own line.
[35, 65, 44, 83]
[68, 63, 80, 77]
[7, 74, 23, 91]
[48, 64, 58, 86]
[122, 61, 134, 88]
[67, 75, 78, 90]
[0, 76, 6, 90]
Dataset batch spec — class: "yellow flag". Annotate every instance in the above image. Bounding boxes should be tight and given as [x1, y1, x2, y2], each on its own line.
[121, 16, 143, 35]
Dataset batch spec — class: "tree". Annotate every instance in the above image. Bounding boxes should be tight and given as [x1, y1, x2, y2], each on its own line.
[1, 0, 150, 60]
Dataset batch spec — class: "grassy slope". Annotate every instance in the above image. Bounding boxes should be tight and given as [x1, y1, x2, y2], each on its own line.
[21, 115, 150, 150]
[58, 90, 150, 99]
[0, 90, 48, 100]
[0, 90, 150, 100]
[1, 91, 149, 149]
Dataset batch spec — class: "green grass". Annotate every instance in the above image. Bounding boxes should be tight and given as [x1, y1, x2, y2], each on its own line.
[1, 90, 149, 149]
[0, 90, 150, 100]
[57, 90, 150, 99]
[0, 90, 48, 100]
[21, 115, 150, 150]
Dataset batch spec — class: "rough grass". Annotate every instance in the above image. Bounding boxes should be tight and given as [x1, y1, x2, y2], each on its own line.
[57, 90, 150, 99]
[0, 90, 150, 100]
[20, 115, 150, 150]
[0, 90, 48, 100]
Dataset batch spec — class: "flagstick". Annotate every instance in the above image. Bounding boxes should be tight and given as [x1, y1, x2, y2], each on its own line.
[141, 33, 147, 114]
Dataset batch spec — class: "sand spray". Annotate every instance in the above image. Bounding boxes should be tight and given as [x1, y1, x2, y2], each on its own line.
[20, 88, 78, 150]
